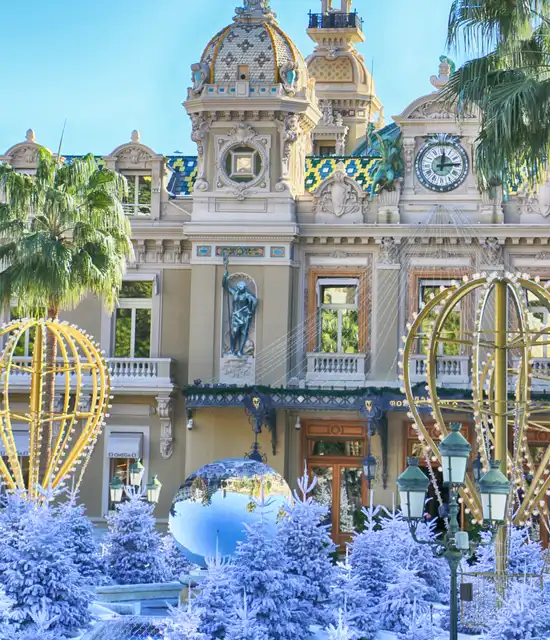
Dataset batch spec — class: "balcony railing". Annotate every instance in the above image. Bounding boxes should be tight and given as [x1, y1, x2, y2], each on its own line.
[512, 357, 550, 390]
[306, 352, 367, 387]
[2, 357, 174, 393]
[122, 203, 151, 218]
[410, 355, 470, 385]
[308, 11, 363, 31]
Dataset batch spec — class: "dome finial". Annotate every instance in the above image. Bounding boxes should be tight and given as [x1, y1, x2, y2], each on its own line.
[235, 0, 276, 21]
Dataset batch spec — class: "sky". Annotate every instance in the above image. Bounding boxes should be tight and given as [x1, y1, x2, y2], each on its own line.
[0, 0, 457, 156]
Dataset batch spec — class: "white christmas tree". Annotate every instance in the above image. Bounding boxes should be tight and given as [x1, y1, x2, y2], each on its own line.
[325, 610, 355, 640]
[472, 526, 544, 575]
[332, 548, 378, 639]
[349, 504, 392, 608]
[56, 495, 107, 585]
[485, 579, 550, 640]
[408, 519, 450, 603]
[105, 488, 166, 585]
[0, 500, 91, 635]
[225, 592, 269, 640]
[231, 489, 302, 640]
[194, 546, 236, 638]
[277, 465, 336, 629]
[162, 600, 207, 640]
[378, 566, 430, 635]
[160, 534, 190, 582]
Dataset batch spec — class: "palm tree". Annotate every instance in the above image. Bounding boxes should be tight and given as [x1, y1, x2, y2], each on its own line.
[0, 147, 134, 471]
[443, 0, 550, 189]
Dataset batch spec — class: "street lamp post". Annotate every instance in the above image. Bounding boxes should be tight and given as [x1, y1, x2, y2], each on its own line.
[109, 458, 162, 507]
[397, 424, 509, 640]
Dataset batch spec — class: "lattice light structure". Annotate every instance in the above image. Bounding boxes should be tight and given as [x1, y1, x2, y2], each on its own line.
[0, 319, 110, 500]
[399, 273, 550, 533]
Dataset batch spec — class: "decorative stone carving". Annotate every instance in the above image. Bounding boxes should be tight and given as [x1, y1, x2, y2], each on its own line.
[117, 147, 150, 165]
[335, 129, 347, 156]
[276, 114, 301, 193]
[320, 101, 334, 126]
[279, 61, 299, 95]
[216, 124, 270, 199]
[190, 113, 210, 191]
[519, 181, 550, 218]
[235, 0, 276, 21]
[220, 355, 255, 385]
[480, 186, 504, 221]
[191, 62, 210, 96]
[483, 237, 503, 265]
[376, 179, 402, 223]
[329, 250, 348, 259]
[409, 100, 455, 120]
[130, 130, 140, 144]
[378, 237, 399, 264]
[313, 163, 365, 218]
[155, 395, 174, 460]
[25, 129, 35, 142]
[403, 139, 415, 174]
[536, 251, 550, 260]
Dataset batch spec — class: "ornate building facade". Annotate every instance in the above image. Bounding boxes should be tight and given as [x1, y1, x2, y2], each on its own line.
[3, 0, 550, 543]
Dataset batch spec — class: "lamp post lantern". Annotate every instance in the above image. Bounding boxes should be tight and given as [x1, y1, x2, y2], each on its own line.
[129, 458, 145, 487]
[396, 457, 429, 520]
[479, 461, 510, 524]
[146, 475, 163, 504]
[109, 476, 124, 504]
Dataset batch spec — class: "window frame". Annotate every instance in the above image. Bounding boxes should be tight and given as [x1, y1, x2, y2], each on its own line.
[307, 268, 369, 354]
[102, 425, 150, 516]
[122, 173, 152, 217]
[114, 287, 153, 359]
[417, 277, 463, 356]
[101, 272, 162, 359]
[316, 278, 359, 354]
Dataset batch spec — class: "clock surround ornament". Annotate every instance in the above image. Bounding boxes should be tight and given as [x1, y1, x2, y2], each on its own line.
[415, 133, 469, 193]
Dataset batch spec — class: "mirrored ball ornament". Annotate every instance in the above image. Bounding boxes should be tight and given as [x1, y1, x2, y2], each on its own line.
[169, 458, 291, 568]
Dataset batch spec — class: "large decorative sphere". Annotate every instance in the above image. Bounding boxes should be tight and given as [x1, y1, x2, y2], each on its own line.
[169, 458, 291, 568]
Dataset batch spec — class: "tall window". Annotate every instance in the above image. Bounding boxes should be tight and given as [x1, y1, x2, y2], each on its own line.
[527, 289, 550, 358]
[317, 278, 359, 353]
[114, 281, 153, 358]
[123, 174, 152, 217]
[419, 280, 461, 356]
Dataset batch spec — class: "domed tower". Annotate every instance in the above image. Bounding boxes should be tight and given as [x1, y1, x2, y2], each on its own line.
[306, 0, 383, 155]
[184, 0, 321, 227]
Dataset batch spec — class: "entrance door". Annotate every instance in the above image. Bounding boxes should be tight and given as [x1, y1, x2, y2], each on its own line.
[304, 421, 368, 548]
[309, 463, 365, 547]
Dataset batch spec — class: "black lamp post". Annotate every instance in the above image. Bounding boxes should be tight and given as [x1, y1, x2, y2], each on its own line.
[398, 425, 510, 640]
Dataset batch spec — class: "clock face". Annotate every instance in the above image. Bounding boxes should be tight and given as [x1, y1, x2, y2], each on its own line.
[415, 140, 469, 192]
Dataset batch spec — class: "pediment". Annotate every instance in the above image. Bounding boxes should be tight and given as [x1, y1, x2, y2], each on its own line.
[108, 142, 160, 168]
[396, 93, 479, 122]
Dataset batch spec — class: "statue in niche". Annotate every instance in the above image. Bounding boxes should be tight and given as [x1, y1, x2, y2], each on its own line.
[223, 258, 258, 358]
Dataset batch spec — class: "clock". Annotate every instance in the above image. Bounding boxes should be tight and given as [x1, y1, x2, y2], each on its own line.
[415, 134, 469, 192]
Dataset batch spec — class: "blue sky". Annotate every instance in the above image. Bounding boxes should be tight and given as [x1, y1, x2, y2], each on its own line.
[0, 0, 455, 155]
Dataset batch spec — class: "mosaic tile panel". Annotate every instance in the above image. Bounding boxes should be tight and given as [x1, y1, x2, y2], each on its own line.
[167, 156, 198, 196]
[215, 246, 265, 258]
[196, 246, 212, 257]
[270, 247, 286, 258]
[304, 157, 379, 194]
[308, 56, 354, 83]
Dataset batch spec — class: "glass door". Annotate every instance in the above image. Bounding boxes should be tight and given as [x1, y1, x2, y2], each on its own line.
[309, 463, 366, 547]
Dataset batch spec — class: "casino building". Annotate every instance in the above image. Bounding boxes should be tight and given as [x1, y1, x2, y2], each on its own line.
[3, 0, 550, 544]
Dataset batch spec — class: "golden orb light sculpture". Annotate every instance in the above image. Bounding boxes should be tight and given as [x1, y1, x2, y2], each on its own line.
[0, 318, 110, 500]
[400, 273, 550, 568]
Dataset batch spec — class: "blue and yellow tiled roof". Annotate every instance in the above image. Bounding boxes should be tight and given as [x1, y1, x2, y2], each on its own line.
[167, 156, 198, 196]
[304, 157, 379, 194]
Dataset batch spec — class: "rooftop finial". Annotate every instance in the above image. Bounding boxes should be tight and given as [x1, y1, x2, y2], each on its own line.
[25, 129, 35, 142]
[235, 0, 276, 21]
[430, 55, 456, 89]
[131, 130, 141, 144]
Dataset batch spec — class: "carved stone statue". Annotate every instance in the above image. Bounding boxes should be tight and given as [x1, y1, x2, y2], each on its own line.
[223, 265, 258, 357]
[191, 62, 210, 95]
[430, 55, 456, 89]
[369, 126, 403, 199]
[279, 61, 299, 95]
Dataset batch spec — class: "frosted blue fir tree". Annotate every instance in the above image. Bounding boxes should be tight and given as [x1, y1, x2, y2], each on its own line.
[225, 593, 269, 640]
[105, 487, 166, 585]
[408, 519, 450, 603]
[277, 465, 336, 628]
[378, 567, 430, 635]
[56, 495, 107, 585]
[472, 526, 544, 575]
[0, 500, 91, 636]
[332, 547, 378, 639]
[194, 547, 236, 638]
[325, 610, 355, 640]
[349, 503, 392, 608]
[485, 579, 550, 640]
[231, 488, 302, 640]
[163, 600, 207, 640]
[160, 534, 190, 582]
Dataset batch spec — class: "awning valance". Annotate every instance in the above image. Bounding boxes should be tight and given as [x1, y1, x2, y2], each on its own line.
[107, 433, 143, 460]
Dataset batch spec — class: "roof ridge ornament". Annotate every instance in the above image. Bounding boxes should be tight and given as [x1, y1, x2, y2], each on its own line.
[234, 0, 276, 22]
